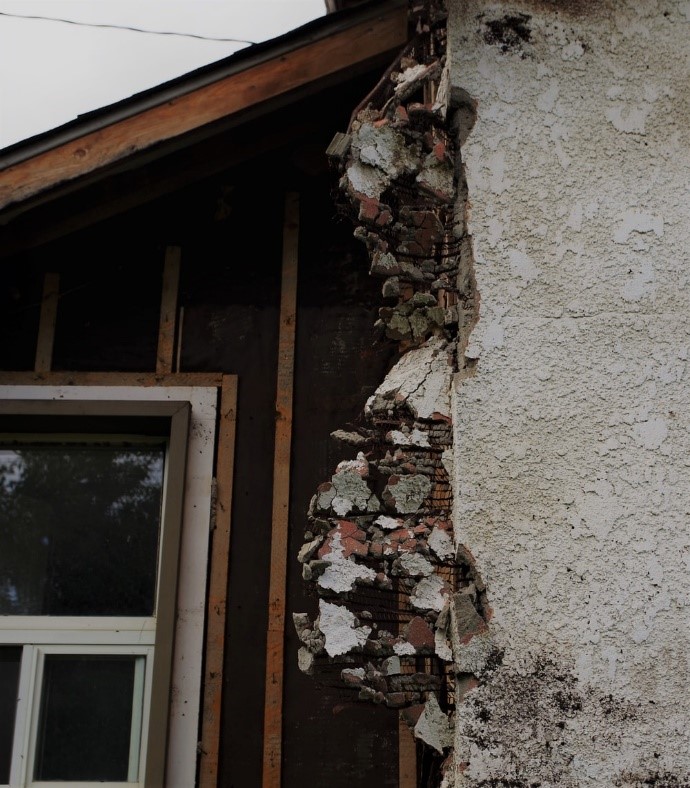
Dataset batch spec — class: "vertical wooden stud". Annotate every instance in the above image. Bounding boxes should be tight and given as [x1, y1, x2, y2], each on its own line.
[398, 582, 418, 787]
[262, 192, 299, 788]
[34, 272, 60, 372]
[399, 714, 418, 788]
[199, 375, 238, 788]
[156, 245, 181, 374]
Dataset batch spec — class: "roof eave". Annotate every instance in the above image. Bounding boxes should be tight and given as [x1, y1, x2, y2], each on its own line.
[0, 0, 407, 212]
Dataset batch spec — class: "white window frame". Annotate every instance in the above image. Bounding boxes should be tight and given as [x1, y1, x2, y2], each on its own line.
[0, 385, 217, 788]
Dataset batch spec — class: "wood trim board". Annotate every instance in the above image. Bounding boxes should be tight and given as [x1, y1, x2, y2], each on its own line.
[34, 273, 59, 373]
[262, 192, 299, 788]
[156, 246, 182, 374]
[199, 375, 238, 788]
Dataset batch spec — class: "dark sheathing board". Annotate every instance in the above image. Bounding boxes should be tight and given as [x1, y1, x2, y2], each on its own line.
[283, 183, 399, 787]
[0, 257, 43, 370]
[0, 71, 401, 786]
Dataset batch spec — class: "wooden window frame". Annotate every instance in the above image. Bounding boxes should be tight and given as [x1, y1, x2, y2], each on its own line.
[0, 379, 233, 787]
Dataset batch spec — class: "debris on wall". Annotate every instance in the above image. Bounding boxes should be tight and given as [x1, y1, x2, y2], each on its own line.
[295, 2, 491, 784]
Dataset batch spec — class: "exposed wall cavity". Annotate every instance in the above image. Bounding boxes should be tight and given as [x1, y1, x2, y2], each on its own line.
[447, 0, 690, 785]
[294, 2, 491, 784]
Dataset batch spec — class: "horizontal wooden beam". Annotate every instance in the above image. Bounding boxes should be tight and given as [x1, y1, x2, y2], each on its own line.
[0, 371, 224, 387]
[0, 7, 407, 212]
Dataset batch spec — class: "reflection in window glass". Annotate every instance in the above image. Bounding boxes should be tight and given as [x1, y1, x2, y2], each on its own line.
[0, 442, 164, 616]
[0, 647, 21, 784]
[35, 655, 143, 781]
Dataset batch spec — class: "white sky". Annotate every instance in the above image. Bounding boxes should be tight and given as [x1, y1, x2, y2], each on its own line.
[0, 1, 326, 150]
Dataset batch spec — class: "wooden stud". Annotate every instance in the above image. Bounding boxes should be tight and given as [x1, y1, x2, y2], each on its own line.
[175, 306, 185, 373]
[34, 273, 59, 373]
[262, 192, 299, 788]
[399, 714, 418, 788]
[156, 246, 181, 374]
[199, 375, 238, 788]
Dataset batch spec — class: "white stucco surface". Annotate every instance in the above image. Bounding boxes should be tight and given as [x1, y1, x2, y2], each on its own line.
[448, 1, 690, 783]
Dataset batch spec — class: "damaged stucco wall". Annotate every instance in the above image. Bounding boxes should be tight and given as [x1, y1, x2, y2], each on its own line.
[447, 0, 690, 785]
[295, 4, 494, 780]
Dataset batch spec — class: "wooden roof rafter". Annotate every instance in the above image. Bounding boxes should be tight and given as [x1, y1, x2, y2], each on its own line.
[0, 1, 407, 216]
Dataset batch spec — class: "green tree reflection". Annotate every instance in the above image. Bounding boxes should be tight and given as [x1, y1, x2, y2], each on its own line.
[0, 443, 164, 616]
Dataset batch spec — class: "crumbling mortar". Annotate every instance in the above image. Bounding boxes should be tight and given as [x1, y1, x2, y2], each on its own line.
[297, 1, 487, 783]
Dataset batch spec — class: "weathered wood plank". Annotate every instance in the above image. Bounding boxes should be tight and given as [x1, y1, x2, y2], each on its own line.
[156, 246, 181, 374]
[262, 192, 299, 788]
[0, 371, 223, 387]
[34, 273, 60, 373]
[199, 375, 238, 788]
[0, 9, 408, 212]
[399, 715, 418, 788]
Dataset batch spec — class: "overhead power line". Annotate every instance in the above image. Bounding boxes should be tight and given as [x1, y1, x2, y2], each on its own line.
[0, 10, 256, 44]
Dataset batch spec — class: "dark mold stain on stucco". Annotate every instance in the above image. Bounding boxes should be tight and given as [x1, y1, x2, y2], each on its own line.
[494, 0, 611, 18]
[615, 772, 690, 788]
[482, 13, 532, 54]
[456, 655, 654, 786]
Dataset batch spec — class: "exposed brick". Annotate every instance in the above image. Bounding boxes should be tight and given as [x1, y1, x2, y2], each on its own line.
[405, 616, 435, 650]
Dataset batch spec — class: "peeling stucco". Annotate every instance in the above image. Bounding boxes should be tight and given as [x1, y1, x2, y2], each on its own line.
[447, 0, 690, 784]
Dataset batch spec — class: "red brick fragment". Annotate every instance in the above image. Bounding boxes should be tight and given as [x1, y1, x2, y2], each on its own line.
[432, 140, 446, 162]
[388, 528, 413, 542]
[358, 197, 380, 223]
[341, 537, 369, 558]
[405, 616, 435, 650]
[337, 520, 360, 538]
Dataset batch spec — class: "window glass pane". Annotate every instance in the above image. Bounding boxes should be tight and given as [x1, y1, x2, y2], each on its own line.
[35, 655, 142, 782]
[0, 442, 164, 616]
[0, 647, 21, 784]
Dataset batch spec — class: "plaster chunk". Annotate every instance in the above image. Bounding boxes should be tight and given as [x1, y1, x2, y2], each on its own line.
[435, 628, 453, 662]
[345, 160, 388, 200]
[399, 552, 435, 577]
[375, 515, 404, 530]
[382, 656, 402, 675]
[414, 694, 453, 753]
[388, 428, 432, 447]
[394, 640, 417, 656]
[352, 122, 420, 180]
[298, 647, 315, 674]
[329, 467, 379, 516]
[318, 600, 372, 657]
[384, 473, 431, 514]
[317, 533, 377, 593]
[450, 593, 494, 675]
[416, 153, 455, 203]
[366, 336, 453, 420]
[429, 527, 454, 560]
[316, 484, 336, 511]
[335, 452, 369, 477]
[395, 64, 428, 91]
[298, 536, 323, 564]
[410, 574, 449, 612]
